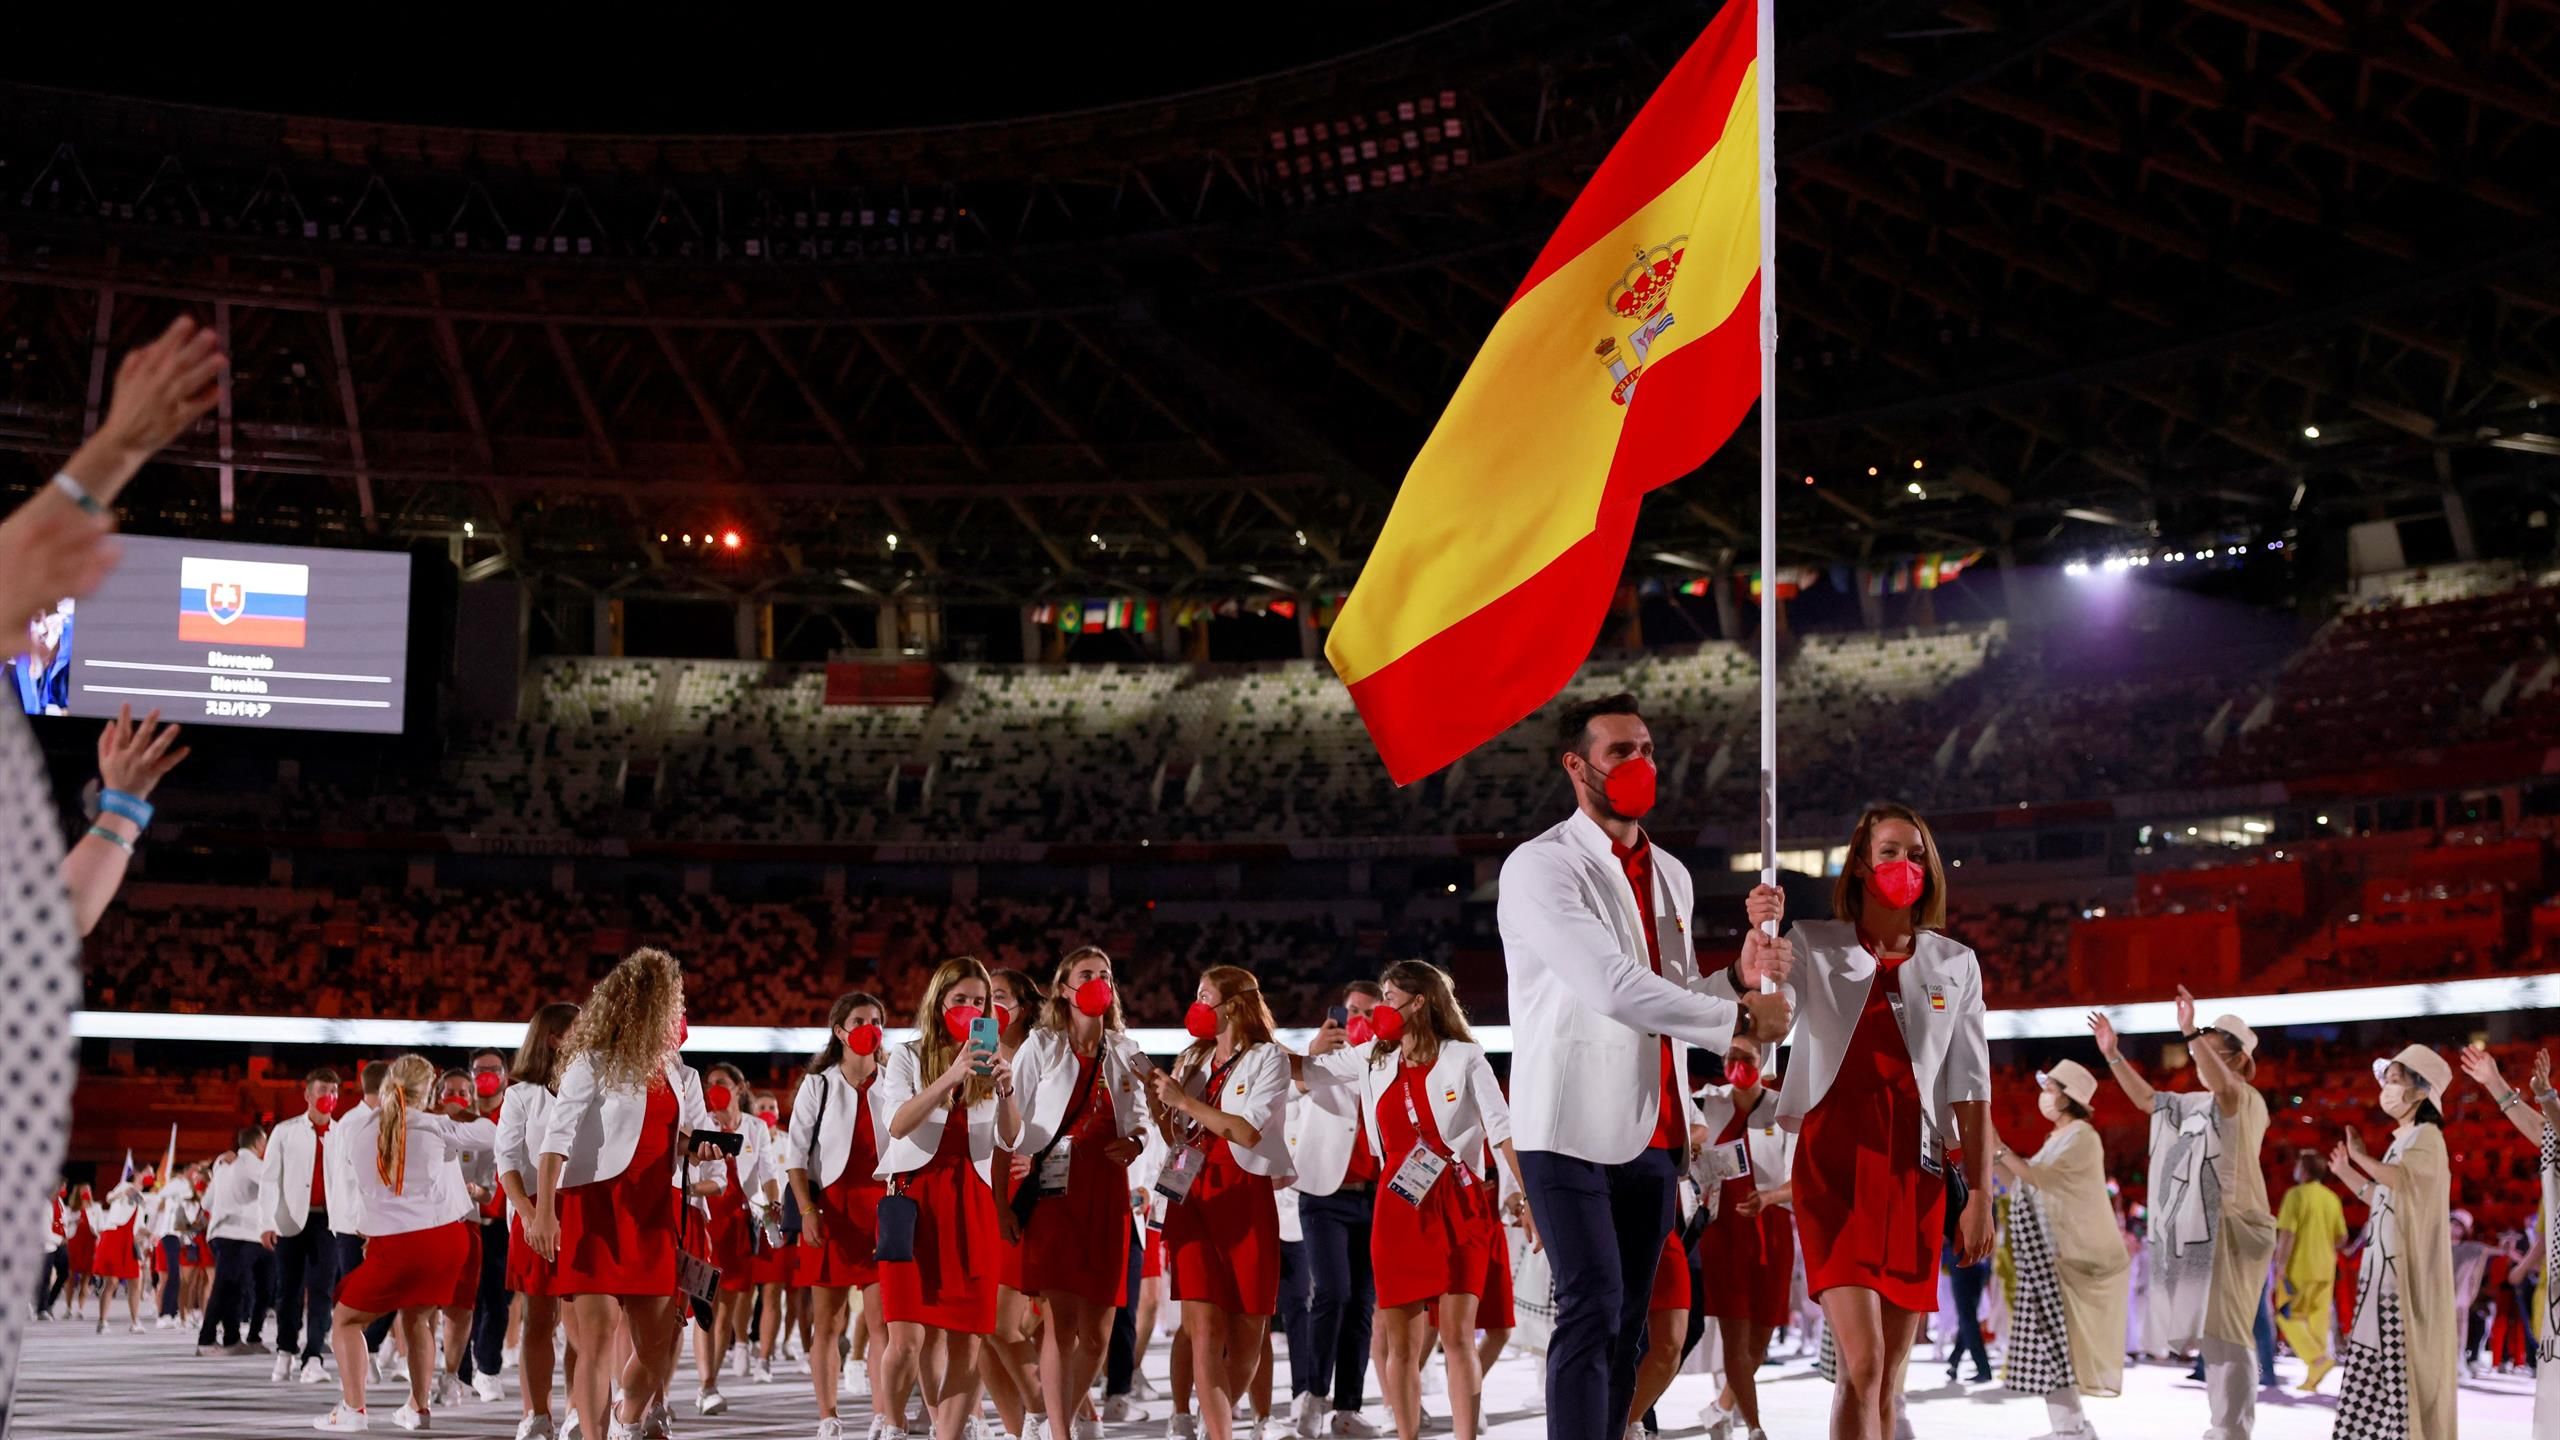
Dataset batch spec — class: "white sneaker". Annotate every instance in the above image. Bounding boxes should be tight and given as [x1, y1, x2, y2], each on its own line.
[129, 1321, 146, 1334]
[607, 1420, 643, 1440]
[1073, 1419, 1105, 1440]
[754, 1354, 776, 1384]
[863, 1418, 897, 1440]
[475, 1374, 507, 1404]
[643, 1398, 674, 1438]
[1420, 1366, 1445, 1396]
[1167, 1416, 1201, 1439]
[302, 1357, 333, 1385]
[1132, 1373, 1162, 1401]
[1328, 1413, 1382, 1438]
[695, 1390, 727, 1417]
[963, 1422, 994, 1440]
[1700, 1402, 1732, 1439]
[429, 1373, 460, 1409]
[814, 1421, 843, 1440]
[393, 1403, 429, 1431]
[313, 1405, 370, 1432]
[386, 1351, 411, 1383]
[1235, 1399, 1254, 1422]
[516, 1415, 557, 1440]
[275, 1351, 298, 1383]
[1631, 1425, 1658, 1440]
[369, 1353, 386, 1384]
[1103, 1396, 1147, 1423]
[1025, 1419, 1051, 1440]
[1747, 1431, 1771, 1440]
[504, 1346, 522, 1374]
[1290, 1392, 1325, 1438]
[561, 1413, 581, 1440]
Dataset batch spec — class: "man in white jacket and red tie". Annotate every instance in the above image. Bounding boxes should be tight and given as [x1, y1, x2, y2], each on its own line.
[1499, 693, 1794, 1440]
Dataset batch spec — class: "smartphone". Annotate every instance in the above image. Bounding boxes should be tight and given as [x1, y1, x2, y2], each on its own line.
[1328, 1006, 1350, 1027]
[968, 1016, 1002, 1070]
[689, 1128, 744, 1157]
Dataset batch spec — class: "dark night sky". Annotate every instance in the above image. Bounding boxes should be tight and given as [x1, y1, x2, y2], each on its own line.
[12, 6, 1506, 133]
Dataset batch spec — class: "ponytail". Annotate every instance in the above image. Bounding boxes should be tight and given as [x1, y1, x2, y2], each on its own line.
[375, 1053, 436, 1195]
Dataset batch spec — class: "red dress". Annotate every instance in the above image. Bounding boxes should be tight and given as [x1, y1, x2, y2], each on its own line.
[1017, 1049, 1133, 1307]
[1695, 1097, 1796, 1324]
[807, 1080, 886, 1291]
[1793, 950, 1944, 1313]
[342, 1223, 473, 1314]
[507, 1212, 560, 1298]
[1648, 1229, 1690, 1314]
[93, 1214, 139, 1281]
[879, 1105, 999, 1334]
[708, 1138, 760, 1294]
[553, 1078, 681, 1298]
[67, 1211, 96, 1276]
[1369, 1063, 1493, 1310]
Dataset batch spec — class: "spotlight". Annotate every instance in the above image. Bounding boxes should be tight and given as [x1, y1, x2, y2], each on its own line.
[2064, 560, 2091, 578]
[887, 533, 900, 550]
[723, 531, 741, 549]
[1911, 458, 1925, 470]
[682, 533, 692, 545]
[463, 522, 474, 537]
[659, 533, 669, 543]
[2302, 425, 2321, 439]
[1906, 482, 1923, 496]
[1803, 474, 1816, 486]
[1866, 466, 1879, 477]
[2316, 814, 2330, 826]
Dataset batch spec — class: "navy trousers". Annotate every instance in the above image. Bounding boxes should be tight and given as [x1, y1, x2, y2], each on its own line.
[1299, 1189, 1376, 1414]
[274, 1219, 338, 1360]
[1519, 1146, 1678, 1440]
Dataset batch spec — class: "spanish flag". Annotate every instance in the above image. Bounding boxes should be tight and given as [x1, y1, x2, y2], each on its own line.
[1325, 0, 1766, 784]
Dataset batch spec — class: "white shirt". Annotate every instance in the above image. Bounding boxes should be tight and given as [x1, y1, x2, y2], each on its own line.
[325, 1107, 373, 1235]
[1771, 920, 1989, 1146]
[1012, 1027, 1156, 1157]
[204, 1151, 266, 1243]
[1169, 1041, 1294, 1181]
[257, 1113, 330, 1238]
[540, 1056, 708, 1189]
[788, 1065, 891, 1190]
[1304, 1039, 1513, 1188]
[1291, 1063, 1368, 1198]
[871, 1044, 1021, 1184]
[331, 1106, 498, 1238]
[1691, 1085, 1796, 1210]
[494, 1083, 553, 1199]
[1497, 811, 1744, 1164]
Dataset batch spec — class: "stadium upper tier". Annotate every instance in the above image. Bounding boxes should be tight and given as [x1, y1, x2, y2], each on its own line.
[243, 570, 2560, 846]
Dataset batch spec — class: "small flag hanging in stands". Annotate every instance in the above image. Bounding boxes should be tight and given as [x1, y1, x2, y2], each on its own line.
[1271, 598, 1299, 620]
[1914, 553, 1942, 591]
[1679, 577, 1714, 597]
[1056, 604, 1079, 633]
[1081, 601, 1108, 634]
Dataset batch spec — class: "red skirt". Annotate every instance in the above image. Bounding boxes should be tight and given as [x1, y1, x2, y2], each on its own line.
[879, 1132, 1000, 1335]
[790, 1241, 822, 1290]
[93, 1224, 140, 1281]
[1793, 971, 1945, 1314]
[341, 1223, 472, 1315]
[1165, 1143, 1279, 1318]
[447, 1221, 482, 1309]
[506, 1215, 559, 1298]
[1371, 1166, 1494, 1310]
[1648, 1230, 1690, 1314]
[807, 1171, 885, 1291]
[553, 1086, 682, 1299]
[1696, 1203, 1796, 1324]
[1015, 1135, 1131, 1309]
[1141, 1227, 1163, 1281]
[708, 1188, 759, 1294]
[68, 1228, 96, 1275]
[1479, 1221, 1516, 1330]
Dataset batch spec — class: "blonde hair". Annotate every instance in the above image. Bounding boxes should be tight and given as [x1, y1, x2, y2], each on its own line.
[1177, 964, 1276, 1079]
[1371, 960, 1475, 1071]
[1040, 946, 1126, 1037]
[375, 1054, 436, 1195]
[560, 947, 685, 1093]
[910, 957, 999, 1109]
[1831, 803, 1950, 931]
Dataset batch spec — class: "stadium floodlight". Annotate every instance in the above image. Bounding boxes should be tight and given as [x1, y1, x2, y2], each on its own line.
[886, 533, 900, 550]
[463, 522, 473, 537]
[1906, 482, 1923, 496]
[1866, 466, 1879, 477]
[2303, 424, 2321, 439]
[2063, 561, 2091, 578]
[723, 531, 741, 549]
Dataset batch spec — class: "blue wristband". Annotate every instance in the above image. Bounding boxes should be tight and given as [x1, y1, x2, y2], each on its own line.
[98, 789, 154, 829]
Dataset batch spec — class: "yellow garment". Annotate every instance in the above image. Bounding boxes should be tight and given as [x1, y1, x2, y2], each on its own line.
[2276, 1180, 2345, 1286]
[2018, 1121, 2129, 1397]
[2273, 1276, 2333, 1368]
[2391, 1125, 2456, 1440]
[2205, 1086, 2276, 1348]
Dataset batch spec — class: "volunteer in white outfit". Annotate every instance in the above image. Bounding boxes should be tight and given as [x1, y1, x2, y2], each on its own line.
[1010, 947, 1157, 1440]
[528, 947, 716, 1440]
[789, 992, 894, 1439]
[2089, 987, 2271, 1440]
[2454, 1043, 2560, 1440]
[2329, 1045, 2455, 1440]
[262, 1068, 346, 1385]
[1990, 1059, 2129, 1440]
[1148, 964, 1296, 1440]
[496, 1002, 579, 1440]
[1690, 1032, 1796, 1440]
[1752, 803, 1991, 1440]
[1303, 960, 1527, 1440]
[1290, 981, 1387, 1439]
[197, 1124, 270, 1353]
[312, 1053, 501, 1434]
[1495, 693, 1792, 1440]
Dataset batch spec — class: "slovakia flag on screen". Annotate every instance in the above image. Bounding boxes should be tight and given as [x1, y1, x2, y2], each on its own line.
[178, 556, 310, 648]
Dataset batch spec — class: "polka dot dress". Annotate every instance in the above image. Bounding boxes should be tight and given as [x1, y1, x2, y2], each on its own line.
[0, 709, 75, 1422]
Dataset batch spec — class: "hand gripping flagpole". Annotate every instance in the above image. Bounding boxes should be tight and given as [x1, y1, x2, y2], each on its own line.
[1755, 0, 1780, 993]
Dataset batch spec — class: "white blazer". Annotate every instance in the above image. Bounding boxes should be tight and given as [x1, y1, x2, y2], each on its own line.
[257, 1113, 328, 1238]
[494, 1082, 553, 1196]
[1012, 1028, 1156, 1157]
[324, 1108, 371, 1236]
[1170, 1041, 1295, 1182]
[1497, 811, 1746, 1164]
[204, 1152, 266, 1242]
[540, 1056, 709, 1190]
[871, 1044, 1019, 1185]
[1304, 1040, 1513, 1188]
[334, 1106, 498, 1238]
[789, 1065, 893, 1190]
[1691, 1085, 1796, 1205]
[1291, 1058, 1367, 1197]
[1772, 920, 1990, 1147]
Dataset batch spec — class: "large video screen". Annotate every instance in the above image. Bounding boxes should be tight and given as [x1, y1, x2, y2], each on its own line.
[6, 536, 411, 734]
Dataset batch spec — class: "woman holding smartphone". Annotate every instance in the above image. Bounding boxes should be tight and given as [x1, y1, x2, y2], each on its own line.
[791, 992, 895, 1440]
[877, 957, 1023, 1440]
[1013, 946, 1157, 1440]
[1150, 964, 1295, 1440]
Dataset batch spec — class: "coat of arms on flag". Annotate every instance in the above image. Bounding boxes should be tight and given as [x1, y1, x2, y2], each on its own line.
[179, 556, 311, 648]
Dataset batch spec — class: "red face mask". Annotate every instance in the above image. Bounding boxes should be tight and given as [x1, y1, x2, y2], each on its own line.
[312, 1093, 339, 1118]
[1074, 978, 1114, 1017]
[1184, 1001, 1221, 1040]
[757, 1112, 779, 1129]
[943, 1006, 984, 1043]
[674, 1013, 690, 1048]
[1344, 1014, 1375, 1046]
[1371, 1003, 1408, 1044]
[443, 1093, 472, 1114]
[1864, 858, 1926, 910]
[1589, 754, 1657, 819]
[1725, 1056, 1762, 1090]
[704, 1084, 734, 1113]
[993, 1005, 1014, 1035]
[845, 1023, 882, 1057]
[474, 1071, 503, 1099]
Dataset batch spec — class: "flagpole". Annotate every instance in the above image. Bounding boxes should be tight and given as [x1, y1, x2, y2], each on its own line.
[1755, 0, 1781, 972]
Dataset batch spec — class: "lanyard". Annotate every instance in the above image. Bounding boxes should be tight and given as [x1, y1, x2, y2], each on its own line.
[1184, 1049, 1250, 1152]
[1392, 1067, 1472, 1187]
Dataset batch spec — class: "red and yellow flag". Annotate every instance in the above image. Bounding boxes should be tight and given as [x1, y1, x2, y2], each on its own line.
[1326, 0, 1766, 784]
